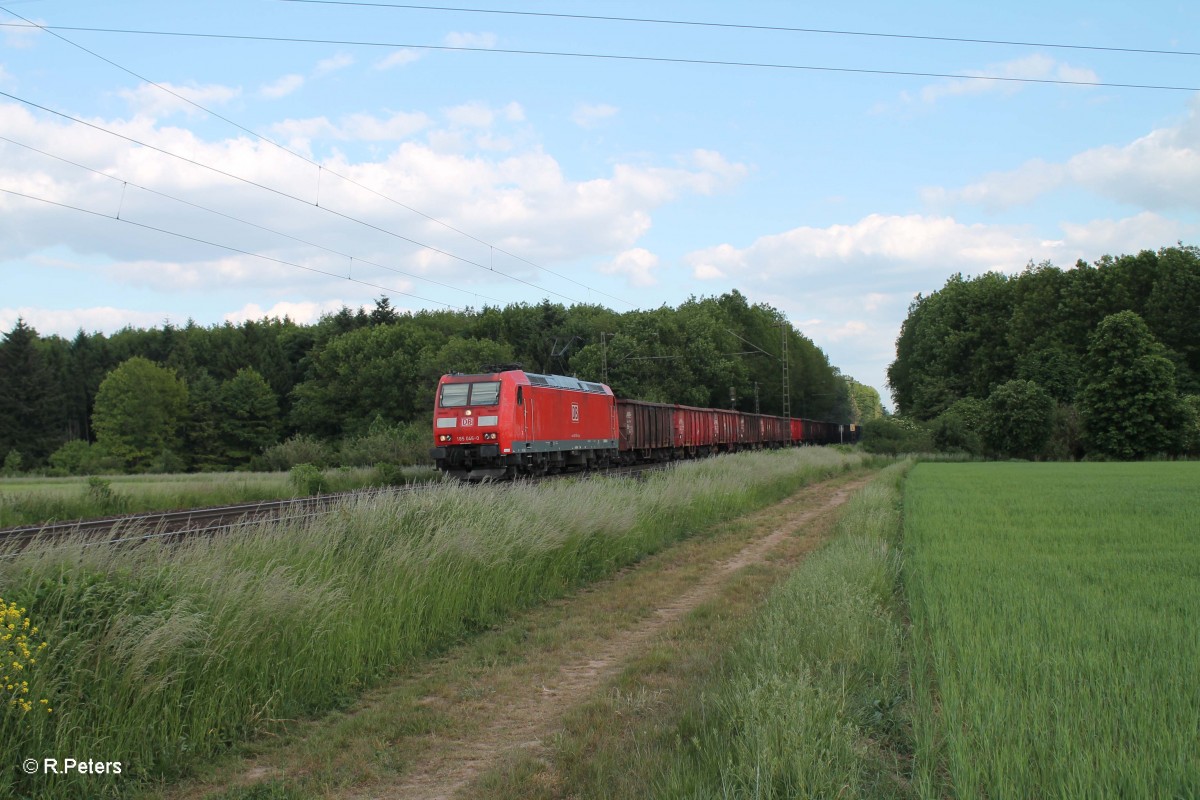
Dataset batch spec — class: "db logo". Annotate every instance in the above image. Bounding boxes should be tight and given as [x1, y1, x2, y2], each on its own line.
[461, 417, 474, 427]
[571, 403, 580, 423]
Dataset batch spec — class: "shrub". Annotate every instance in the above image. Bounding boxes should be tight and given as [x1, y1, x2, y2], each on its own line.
[930, 414, 982, 456]
[289, 464, 327, 496]
[262, 435, 334, 471]
[372, 462, 407, 487]
[48, 440, 123, 476]
[84, 476, 129, 514]
[862, 416, 932, 455]
[339, 419, 430, 467]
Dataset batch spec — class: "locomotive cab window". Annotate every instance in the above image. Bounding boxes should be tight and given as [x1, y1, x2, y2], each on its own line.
[471, 381, 501, 406]
[439, 381, 501, 408]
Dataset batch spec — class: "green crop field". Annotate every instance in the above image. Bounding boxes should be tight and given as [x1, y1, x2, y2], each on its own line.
[905, 462, 1200, 798]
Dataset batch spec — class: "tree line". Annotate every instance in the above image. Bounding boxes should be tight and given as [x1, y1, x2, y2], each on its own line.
[880, 244, 1200, 459]
[0, 291, 878, 475]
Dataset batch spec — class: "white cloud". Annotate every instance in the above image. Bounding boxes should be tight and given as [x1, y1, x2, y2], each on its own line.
[600, 248, 660, 287]
[375, 50, 422, 70]
[863, 292, 891, 313]
[2, 20, 43, 49]
[445, 102, 497, 128]
[314, 53, 355, 76]
[444, 32, 498, 49]
[573, 103, 618, 128]
[118, 82, 241, 118]
[816, 319, 869, 342]
[341, 111, 432, 141]
[0, 306, 177, 337]
[272, 110, 433, 143]
[0, 98, 749, 301]
[689, 211, 1195, 290]
[927, 102, 1200, 211]
[684, 210, 1197, 407]
[223, 299, 363, 325]
[261, 74, 304, 99]
[109, 256, 303, 293]
[684, 149, 751, 189]
[923, 159, 1065, 211]
[687, 214, 1044, 283]
[501, 102, 525, 123]
[915, 54, 1100, 104]
[1058, 211, 1192, 254]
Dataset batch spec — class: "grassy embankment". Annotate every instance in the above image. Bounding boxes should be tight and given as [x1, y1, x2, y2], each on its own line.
[0, 466, 436, 528]
[905, 462, 1200, 798]
[0, 447, 866, 798]
[655, 461, 912, 797]
[531, 460, 912, 799]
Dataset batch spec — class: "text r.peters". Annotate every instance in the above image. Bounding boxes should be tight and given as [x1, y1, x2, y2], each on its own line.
[40, 758, 122, 775]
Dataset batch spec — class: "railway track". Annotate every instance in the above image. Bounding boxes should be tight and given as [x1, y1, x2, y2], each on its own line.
[0, 487, 405, 551]
[0, 462, 675, 552]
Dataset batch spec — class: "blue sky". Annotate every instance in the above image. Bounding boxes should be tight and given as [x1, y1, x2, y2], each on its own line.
[2, 1, 1198, 407]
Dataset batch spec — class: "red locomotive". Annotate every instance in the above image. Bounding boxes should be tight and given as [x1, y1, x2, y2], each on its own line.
[431, 368, 859, 480]
[431, 368, 617, 480]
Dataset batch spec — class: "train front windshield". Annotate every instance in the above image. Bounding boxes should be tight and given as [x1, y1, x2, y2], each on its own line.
[440, 381, 501, 407]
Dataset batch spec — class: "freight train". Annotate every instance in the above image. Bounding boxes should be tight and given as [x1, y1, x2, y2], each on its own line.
[431, 367, 859, 480]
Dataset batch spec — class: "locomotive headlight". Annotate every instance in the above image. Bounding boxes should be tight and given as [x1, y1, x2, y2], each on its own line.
[464, 409, 473, 416]
[484, 432, 497, 441]
[438, 434, 452, 442]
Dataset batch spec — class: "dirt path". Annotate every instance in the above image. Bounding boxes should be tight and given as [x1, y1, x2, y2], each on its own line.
[167, 470, 875, 800]
[372, 472, 875, 800]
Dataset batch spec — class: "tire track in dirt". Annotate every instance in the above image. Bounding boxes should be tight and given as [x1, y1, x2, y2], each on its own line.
[378, 472, 876, 800]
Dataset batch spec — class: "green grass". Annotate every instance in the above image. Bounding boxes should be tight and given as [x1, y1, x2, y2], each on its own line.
[0, 447, 864, 799]
[0, 466, 437, 527]
[905, 462, 1200, 799]
[637, 461, 912, 799]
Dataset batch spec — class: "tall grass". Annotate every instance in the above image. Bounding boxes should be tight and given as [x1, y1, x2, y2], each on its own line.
[905, 462, 1200, 798]
[0, 448, 863, 798]
[0, 466, 436, 528]
[653, 460, 911, 799]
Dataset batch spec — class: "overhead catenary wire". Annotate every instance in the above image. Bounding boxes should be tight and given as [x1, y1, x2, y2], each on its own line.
[0, 87, 584, 305]
[279, 1, 1200, 59]
[1, 21, 1196, 92]
[0, 133, 508, 304]
[0, 7, 637, 310]
[0, 186, 465, 310]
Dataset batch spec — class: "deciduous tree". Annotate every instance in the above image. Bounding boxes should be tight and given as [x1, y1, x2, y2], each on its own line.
[982, 379, 1055, 459]
[92, 357, 189, 471]
[1078, 311, 1182, 459]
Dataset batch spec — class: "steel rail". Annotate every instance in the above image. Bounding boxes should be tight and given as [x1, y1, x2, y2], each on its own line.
[0, 462, 679, 552]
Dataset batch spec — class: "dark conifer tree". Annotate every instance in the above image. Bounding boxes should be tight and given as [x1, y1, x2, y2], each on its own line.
[0, 319, 62, 465]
